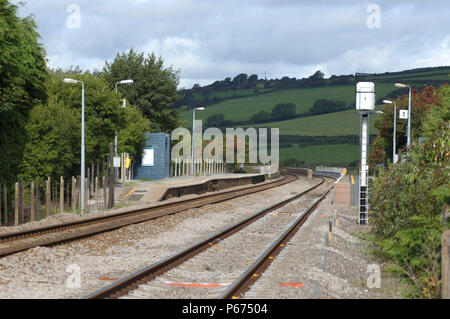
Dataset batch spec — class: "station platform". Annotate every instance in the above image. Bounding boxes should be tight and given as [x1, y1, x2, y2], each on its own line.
[114, 173, 269, 203]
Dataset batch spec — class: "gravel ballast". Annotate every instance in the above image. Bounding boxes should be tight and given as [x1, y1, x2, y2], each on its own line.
[0, 176, 318, 298]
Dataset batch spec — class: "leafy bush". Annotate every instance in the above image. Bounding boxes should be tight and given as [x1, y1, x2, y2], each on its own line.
[309, 99, 347, 115]
[271, 103, 296, 120]
[369, 87, 449, 298]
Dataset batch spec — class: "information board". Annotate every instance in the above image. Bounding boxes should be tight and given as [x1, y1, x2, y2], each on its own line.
[142, 148, 154, 166]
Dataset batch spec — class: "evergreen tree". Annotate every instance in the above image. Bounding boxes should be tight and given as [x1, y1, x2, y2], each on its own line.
[103, 49, 181, 132]
[0, 0, 48, 184]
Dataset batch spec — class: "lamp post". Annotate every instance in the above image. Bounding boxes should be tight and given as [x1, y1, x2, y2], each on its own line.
[192, 107, 204, 176]
[395, 83, 412, 147]
[63, 78, 86, 214]
[383, 100, 398, 164]
[114, 79, 134, 156]
[114, 79, 134, 186]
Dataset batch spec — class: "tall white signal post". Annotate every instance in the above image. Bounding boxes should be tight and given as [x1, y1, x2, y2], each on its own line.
[355, 82, 376, 225]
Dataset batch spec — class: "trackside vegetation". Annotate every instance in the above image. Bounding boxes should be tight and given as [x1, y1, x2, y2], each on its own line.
[369, 85, 449, 298]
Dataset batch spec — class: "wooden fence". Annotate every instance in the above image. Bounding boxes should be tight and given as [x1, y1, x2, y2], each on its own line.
[0, 161, 119, 227]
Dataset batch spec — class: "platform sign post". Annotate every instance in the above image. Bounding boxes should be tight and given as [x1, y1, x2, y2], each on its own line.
[355, 82, 375, 225]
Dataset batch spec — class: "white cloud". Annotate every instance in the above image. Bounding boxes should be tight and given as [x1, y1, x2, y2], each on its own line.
[11, 0, 450, 87]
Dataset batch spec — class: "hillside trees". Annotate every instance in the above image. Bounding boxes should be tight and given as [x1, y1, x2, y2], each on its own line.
[103, 48, 181, 132]
[0, 0, 48, 185]
[250, 110, 271, 123]
[271, 103, 296, 121]
[309, 99, 347, 115]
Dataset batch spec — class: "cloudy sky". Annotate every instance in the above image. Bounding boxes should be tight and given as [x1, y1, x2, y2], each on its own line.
[13, 0, 450, 89]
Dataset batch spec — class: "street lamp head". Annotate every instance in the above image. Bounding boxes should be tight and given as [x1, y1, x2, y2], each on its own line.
[63, 78, 78, 84]
[119, 79, 134, 85]
[383, 100, 393, 104]
[196, 107, 205, 110]
[395, 83, 407, 88]
[376, 111, 384, 114]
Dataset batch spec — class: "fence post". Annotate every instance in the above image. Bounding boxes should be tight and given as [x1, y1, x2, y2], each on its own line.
[71, 177, 76, 212]
[77, 177, 81, 211]
[108, 142, 114, 209]
[46, 177, 51, 217]
[3, 184, 6, 226]
[95, 176, 99, 212]
[85, 178, 88, 213]
[443, 229, 450, 299]
[14, 182, 19, 226]
[35, 178, 40, 219]
[87, 167, 90, 200]
[60, 177, 64, 214]
[19, 180, 24, 224]
[30, 181, 35, 222]
[103, 176, 107, 210]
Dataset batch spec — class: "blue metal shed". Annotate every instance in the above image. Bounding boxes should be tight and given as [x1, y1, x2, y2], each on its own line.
[133, 133, 170, 181]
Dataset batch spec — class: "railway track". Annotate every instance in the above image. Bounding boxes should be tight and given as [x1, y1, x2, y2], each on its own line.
[0, 173, 299, 257]
[84, 174, 335, 299]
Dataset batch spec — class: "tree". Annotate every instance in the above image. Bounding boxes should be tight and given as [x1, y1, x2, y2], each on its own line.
[19, 69, 151, 182]
[0, 0, 48, 185]
[206, 113, 226, 127]
[48, 69, 123, 164]
[370, 86, 442, 164]
[248, 74, 258, 83]
[249, 110, 271, 123]
[309, 99, 347, 115]
[232, 73, 248, 86]
[103, 48, 181, 132]
[19, 99, 80, 181]
[117, 105, 152, 161]
[271, 103, 296, 120]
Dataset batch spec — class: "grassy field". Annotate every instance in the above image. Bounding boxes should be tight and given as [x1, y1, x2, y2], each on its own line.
[279, 144, 360, 165]
[179, 67, 449, 165]
[182, 82, 405, 126]
[250, 108, 383, 136]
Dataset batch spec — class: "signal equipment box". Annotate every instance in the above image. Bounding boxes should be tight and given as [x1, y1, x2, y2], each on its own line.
[355, 82, 376, 112]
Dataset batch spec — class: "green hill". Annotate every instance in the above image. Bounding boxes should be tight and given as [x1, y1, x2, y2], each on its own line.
[179, 67, 449, 167]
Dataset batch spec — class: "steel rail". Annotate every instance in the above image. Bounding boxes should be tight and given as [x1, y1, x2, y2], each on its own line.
[218, 183, 334, 299]
[0, 173, 298, 257]
[84, 175, 329, 299]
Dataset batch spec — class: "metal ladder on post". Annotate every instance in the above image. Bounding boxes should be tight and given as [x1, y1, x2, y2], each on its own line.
[359, 168, 369, 225]
[359, 114, 369, 225]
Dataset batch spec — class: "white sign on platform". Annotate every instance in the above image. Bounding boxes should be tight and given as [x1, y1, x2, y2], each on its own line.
[113, 157, 121, 168]
[142, 148, 154, 166]
[399, 110, 408, 119]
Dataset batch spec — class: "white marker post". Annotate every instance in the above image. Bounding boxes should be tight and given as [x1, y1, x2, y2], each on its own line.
[355, 82, 376, 225]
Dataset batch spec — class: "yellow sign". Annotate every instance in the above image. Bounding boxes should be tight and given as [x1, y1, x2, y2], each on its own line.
[125, 157, 131, 168]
